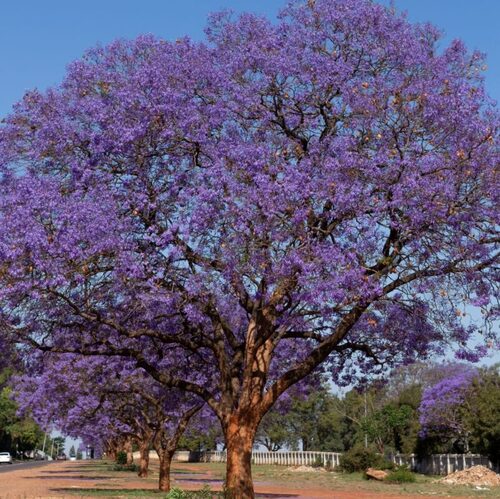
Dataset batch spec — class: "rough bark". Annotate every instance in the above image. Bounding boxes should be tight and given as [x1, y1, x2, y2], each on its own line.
[138, 440, 150, 478]
[124, 438, 133, 465]
[219, 322, 274, 498]
[152, 404, 203, 492]
[105, 438, 120, 461]
[224, 412, 260, 499]
[105, 444, 117, 461]
[157, 449, 174, 492]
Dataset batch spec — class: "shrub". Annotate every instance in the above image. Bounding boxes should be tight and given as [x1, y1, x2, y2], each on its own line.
[165, 489, 186, 499]
[386, 466, 417, 483]
[165, 486, 215, 499]
[311, 455, 324, 468]
[339, 446, 393, 473]
[112, 463, 139, 472]
[115, 450, 127, 465]
[192, 486, 214, 499]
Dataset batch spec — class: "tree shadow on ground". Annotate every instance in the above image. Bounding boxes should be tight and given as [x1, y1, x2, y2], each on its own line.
[25, 475, 112, 480]
[256, 495, 299, 498]
[50, 488, 163, 496]
[51, 488, 300, 498]
[175, 477, 222, 483]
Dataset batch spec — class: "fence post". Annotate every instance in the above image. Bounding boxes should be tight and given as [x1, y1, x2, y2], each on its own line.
[204, 450, 491, 473]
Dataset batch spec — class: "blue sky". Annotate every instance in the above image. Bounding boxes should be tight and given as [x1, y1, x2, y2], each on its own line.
[1, 1, 498, 117]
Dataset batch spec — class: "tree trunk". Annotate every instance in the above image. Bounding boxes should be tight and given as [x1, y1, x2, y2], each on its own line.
[302, 436, 309, 452]
[124, 438, 133, 465]
[464, 433, 470, 453]
[225, 415, 259, 499]
[157, 450, 174, 492]
[105, 439, 118, 461]
[152, 404, 202, 492]
[106, 446, 117, 461]
[138, 441, 150, 478]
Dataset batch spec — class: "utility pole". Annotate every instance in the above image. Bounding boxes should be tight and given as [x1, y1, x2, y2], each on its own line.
[41, 432, 48, 455]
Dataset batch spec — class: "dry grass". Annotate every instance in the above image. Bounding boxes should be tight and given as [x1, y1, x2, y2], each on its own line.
[58, 460, 500, 497]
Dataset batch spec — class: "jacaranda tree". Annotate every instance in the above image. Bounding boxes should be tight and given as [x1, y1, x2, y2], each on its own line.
[0, 0, 498, 496]
[419, 368, 477, 452]
[465, 366, 500, 467]
[15, 353, 203, 490]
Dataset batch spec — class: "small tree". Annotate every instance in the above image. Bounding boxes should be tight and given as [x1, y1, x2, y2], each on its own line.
[464, 366, 500, 466]
[178, 419, 222, 452]
[287, 386, 344, 451]
[52, 436, 66, 457]
[256, 409, 294, 452]
[419, 370, 477, 452]
[69, 445, 76, 458]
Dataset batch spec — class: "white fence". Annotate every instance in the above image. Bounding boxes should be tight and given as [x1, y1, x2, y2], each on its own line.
[254, 451, 341, 467]
[392, 453, 496, 475]
[204, 450, 340, 468]
[201, 450, 495, 475]
[133, 450, 203, 462]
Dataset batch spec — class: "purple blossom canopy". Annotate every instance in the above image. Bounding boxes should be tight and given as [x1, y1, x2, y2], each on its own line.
[419, 367, 477, 440]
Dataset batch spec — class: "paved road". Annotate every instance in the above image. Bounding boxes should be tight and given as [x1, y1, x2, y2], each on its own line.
[0, 460, 54, 474]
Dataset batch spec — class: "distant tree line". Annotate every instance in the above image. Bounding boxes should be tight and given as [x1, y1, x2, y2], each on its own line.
[240, 362, 499, 466]
[0, 338, 68, 459]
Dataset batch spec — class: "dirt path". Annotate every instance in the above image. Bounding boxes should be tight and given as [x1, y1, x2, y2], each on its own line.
[0, 461, 480, 499]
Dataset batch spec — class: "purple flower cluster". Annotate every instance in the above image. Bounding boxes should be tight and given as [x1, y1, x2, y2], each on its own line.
[419, 368, 477, 438]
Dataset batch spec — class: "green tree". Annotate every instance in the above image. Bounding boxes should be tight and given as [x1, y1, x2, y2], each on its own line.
[254, 383, 346, 452]
[310, 392, 345, 451]
[280, 386, 345, 451]
[362, 383, 422, 454]
[177, 425, 222, 452]
[464, 366, 500, 466]
[331, 379, 423, 455]
[256, 409, 294, 451]
[52, 436, 66, 457]
[0, 386, 17, 451]
[0, 385, 46, 456]
[69, 445, 76, 458]
[7, 418, 45, 454]
[394, 385, 421, 454]
[363, 403, 415, 453]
